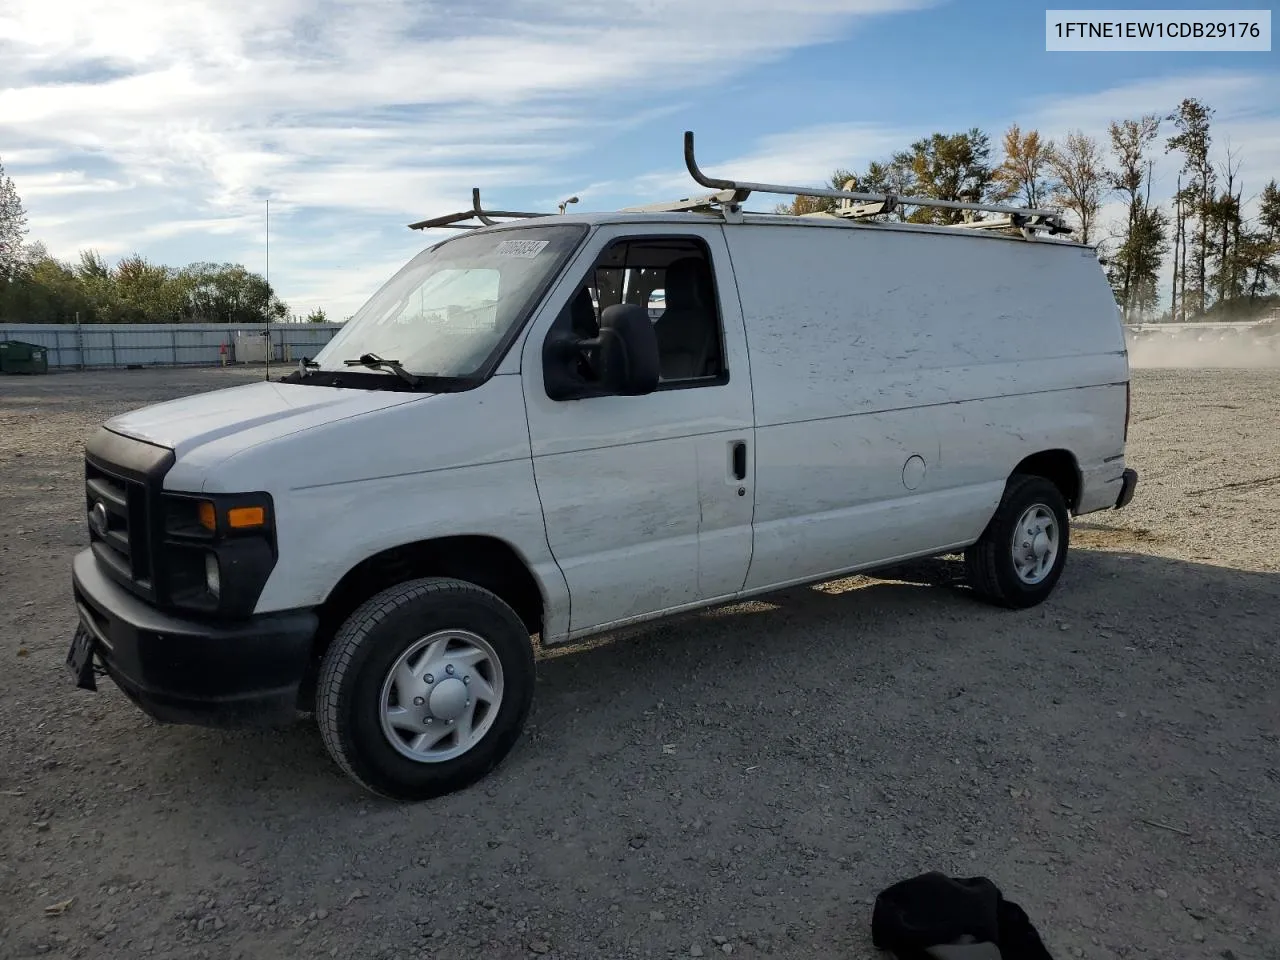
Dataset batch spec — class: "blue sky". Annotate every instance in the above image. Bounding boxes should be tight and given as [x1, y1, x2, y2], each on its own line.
[2, 0, 1277, 318]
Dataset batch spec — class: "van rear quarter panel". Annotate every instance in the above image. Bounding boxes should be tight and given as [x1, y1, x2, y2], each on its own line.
[724, 222, 1128, 588]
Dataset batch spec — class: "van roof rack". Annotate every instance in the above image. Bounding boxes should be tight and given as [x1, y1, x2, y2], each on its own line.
[407, 188, 551, 231]
[408, 132, 1073, 240]
[623, 131, 1072, 239]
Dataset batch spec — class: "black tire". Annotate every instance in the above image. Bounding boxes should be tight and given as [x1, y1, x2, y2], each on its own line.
[316, 577, 535, 801]
[964, 474, 1070, 609]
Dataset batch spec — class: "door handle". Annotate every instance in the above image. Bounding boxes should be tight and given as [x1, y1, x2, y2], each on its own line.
[731, 440, 748, 481]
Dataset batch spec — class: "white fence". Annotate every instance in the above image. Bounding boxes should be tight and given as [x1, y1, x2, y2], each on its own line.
[0, 323, 342, 370]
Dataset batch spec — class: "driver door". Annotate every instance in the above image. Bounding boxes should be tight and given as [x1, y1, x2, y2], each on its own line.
[520, 224, 755, 637]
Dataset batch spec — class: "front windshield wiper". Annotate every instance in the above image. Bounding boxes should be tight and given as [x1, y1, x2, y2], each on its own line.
[342, 352, 422, 387]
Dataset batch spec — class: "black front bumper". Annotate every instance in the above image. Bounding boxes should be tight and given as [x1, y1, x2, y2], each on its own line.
[1115, 467, 1139, 509]
[71, 549, 317, 728]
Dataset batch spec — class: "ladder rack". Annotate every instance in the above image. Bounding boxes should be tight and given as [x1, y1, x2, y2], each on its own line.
[621, 131, 1073, 238]
[405, 132, 1074, 241]
[407, 188, 551, 231]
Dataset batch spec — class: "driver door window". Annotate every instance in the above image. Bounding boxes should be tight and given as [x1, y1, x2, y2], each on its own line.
[568, 237, 727, 389]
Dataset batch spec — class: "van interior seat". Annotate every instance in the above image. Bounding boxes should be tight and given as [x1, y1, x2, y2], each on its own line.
[654, 257, 718, 380]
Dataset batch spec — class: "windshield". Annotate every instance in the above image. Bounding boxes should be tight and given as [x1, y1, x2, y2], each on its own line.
[311, 223, 587, 379]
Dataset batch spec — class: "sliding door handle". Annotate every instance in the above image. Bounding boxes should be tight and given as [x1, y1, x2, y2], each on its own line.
[731, 440, 747, 481]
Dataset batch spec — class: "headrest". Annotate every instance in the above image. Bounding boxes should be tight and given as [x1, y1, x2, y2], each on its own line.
[664, 258, 712, 310]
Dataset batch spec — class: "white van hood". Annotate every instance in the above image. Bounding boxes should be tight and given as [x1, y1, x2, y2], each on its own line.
[104, 380, 425, 459]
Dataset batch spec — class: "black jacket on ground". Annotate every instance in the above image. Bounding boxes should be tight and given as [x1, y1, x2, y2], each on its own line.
[871, 872, 1054, 960]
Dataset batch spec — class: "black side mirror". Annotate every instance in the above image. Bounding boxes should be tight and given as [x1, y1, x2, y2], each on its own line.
[544, 303, 659, 400]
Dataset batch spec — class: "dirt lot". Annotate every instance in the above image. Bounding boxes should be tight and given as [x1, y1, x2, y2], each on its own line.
[1, 365, 1277, 960]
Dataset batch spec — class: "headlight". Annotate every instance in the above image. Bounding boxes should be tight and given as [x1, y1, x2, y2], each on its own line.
[158, 492, 276, 617]
[163, 496, 216, 539]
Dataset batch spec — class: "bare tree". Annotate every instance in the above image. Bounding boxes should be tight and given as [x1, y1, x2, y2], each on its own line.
[1209, 143, 1244, 302]
[1108, 116, 1161, 316]
[1047, 130, 1108, 245]
[1244, 179, 1280, 299]
[1171, 175, 1183, 320]
[1166, 98, 1215, 316]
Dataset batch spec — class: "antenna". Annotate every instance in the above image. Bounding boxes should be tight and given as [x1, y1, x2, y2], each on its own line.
[265, 197, 271, 382]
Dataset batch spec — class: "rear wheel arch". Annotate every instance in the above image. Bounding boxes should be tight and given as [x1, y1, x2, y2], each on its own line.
[1011, 449, 1081, 511]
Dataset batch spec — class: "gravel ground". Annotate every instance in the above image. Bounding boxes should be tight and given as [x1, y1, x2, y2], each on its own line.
[1, 365, 1277, 960]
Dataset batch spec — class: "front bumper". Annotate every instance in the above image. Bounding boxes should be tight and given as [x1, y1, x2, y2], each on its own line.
[71, 549, 317, 728]
[1115, 467, 1139, 509]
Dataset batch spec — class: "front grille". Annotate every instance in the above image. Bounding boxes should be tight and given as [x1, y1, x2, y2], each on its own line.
[85, 459, 154, 597]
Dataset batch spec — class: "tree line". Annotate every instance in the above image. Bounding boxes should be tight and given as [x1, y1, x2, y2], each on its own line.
[775, 97, 1280, 322]
[0, 168, 330, 325]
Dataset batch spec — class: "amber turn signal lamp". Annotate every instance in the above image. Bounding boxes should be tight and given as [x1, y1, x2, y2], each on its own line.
[198, 502, 217, 531]
[227, 506, 267, 529]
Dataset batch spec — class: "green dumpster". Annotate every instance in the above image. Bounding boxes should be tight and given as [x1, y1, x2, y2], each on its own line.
[0, 340, 50, 374]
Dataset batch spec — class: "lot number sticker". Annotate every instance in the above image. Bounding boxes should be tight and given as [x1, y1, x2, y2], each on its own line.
[495, 239, 549, 259]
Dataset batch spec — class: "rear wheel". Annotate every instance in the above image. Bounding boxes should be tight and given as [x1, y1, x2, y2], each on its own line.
[316, 577, 535, 801]
[964, 474, 1070, 609]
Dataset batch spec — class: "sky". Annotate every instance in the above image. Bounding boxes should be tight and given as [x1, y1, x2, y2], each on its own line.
[1, 0, 1277, 319]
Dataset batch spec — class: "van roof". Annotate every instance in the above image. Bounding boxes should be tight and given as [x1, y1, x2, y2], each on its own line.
[408, 130, 1089, 250]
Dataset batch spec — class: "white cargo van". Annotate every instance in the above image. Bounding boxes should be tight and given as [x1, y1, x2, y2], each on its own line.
[67, 133, 1138, 800]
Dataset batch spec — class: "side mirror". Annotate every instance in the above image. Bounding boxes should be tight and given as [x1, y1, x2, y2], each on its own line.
[543, 302, 659, 400]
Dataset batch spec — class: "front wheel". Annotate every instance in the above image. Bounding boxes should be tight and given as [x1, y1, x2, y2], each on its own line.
[964, 474, 1070, 609]
[316, 578, 535, 801]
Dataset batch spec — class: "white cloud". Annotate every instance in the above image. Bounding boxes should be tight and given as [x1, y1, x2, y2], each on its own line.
[1, 0, 934, 315]
[711, 124, 921, 185]
[0, 146, 62, 165]
[611, 69, 1280, 214]
[14, 170, 131, 197]
[1023, 70, 1280, 210]
[576, 123, 924, 211]
[1027, 72, 1268, 135]
[140, 215, 266, 242]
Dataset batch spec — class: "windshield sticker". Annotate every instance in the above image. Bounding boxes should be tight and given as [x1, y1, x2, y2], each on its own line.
[495, 239, 549, 259]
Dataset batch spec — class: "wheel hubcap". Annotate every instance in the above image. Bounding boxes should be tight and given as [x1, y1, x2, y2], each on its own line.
[428, 677, 468, 721]
[1011, 504, 1059, 585]
[378, 629, 504, 763]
